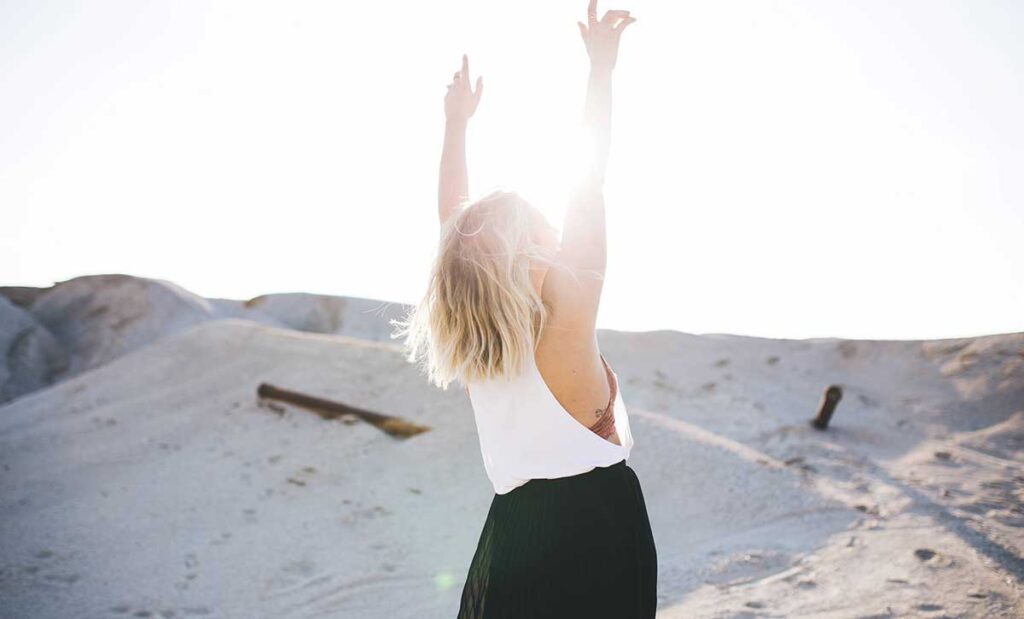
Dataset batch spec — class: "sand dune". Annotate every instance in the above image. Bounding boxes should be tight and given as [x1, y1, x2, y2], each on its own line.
[0, 276, 1021, 617]
[0, 275, 408, 405]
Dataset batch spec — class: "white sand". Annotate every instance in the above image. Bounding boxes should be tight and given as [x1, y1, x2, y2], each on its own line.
[1, 276, 1021, 617]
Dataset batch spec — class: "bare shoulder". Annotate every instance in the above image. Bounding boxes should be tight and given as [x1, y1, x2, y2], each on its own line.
[535, 298, 608, 426]
[540, 261, 605, 339]
[536, 248, 607, 384]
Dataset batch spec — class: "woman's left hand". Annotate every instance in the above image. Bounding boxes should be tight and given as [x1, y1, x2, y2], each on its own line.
[445, 54, 483, 123]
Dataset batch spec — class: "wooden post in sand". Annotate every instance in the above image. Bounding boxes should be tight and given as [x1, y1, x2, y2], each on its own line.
[811, 385, 843, 430]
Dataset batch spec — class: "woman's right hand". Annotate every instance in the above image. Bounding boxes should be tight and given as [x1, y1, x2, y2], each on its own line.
[576, 0, 637, 74]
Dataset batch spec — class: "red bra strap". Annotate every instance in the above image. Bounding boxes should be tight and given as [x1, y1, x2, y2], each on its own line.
[588, 356, 618, 438]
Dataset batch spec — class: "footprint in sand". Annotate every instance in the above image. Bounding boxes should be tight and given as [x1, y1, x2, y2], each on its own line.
[914, 548, 955, 568]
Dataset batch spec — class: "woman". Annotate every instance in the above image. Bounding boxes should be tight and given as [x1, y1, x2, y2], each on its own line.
[391, 2, 656, 616]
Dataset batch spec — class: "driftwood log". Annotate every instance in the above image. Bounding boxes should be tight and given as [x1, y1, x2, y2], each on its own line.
[257, 382, 431, 439]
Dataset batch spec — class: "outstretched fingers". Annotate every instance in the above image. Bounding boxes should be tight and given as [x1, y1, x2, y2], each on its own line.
[600, 9, 631, 28]
[613, 15, 636, 33]
[460, 54, 482, 100]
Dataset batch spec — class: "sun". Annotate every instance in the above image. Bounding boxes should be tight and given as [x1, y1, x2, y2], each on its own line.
[475, 112, 599, 236]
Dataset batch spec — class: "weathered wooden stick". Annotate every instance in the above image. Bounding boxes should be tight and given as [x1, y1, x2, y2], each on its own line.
[257, 382, 431, 439]
[811, 385, 843, 430]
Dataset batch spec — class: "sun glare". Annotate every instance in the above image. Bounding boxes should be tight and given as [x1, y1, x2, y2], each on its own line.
[477, 116, 596, 234]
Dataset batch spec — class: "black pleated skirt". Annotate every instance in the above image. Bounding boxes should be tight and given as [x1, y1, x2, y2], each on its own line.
[457, 459, 657, 618]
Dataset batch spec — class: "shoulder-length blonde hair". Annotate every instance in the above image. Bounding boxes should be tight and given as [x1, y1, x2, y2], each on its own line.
[390, 189, 581, 390]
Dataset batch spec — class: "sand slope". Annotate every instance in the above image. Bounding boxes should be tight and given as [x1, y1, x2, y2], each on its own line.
[0, 286, 1021, 617]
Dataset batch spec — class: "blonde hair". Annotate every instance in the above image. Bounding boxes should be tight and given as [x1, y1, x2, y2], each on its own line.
[390, 189, 585, 390]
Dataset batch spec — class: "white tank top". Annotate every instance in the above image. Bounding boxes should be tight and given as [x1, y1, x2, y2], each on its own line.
[465, 351, 635, 495]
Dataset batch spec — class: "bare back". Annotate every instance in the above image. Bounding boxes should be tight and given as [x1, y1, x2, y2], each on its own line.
[535, 246, 619, 443]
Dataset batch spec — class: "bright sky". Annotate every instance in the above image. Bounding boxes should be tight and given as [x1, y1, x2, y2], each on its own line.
[2, 0, 1021, 340]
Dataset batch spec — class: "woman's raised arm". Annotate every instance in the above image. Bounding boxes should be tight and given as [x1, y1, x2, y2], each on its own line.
[438, 54, 484, 229]
[574, 0, 635, 189]
[558, 1, 636, 270]
[544, 1, 636, 336]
